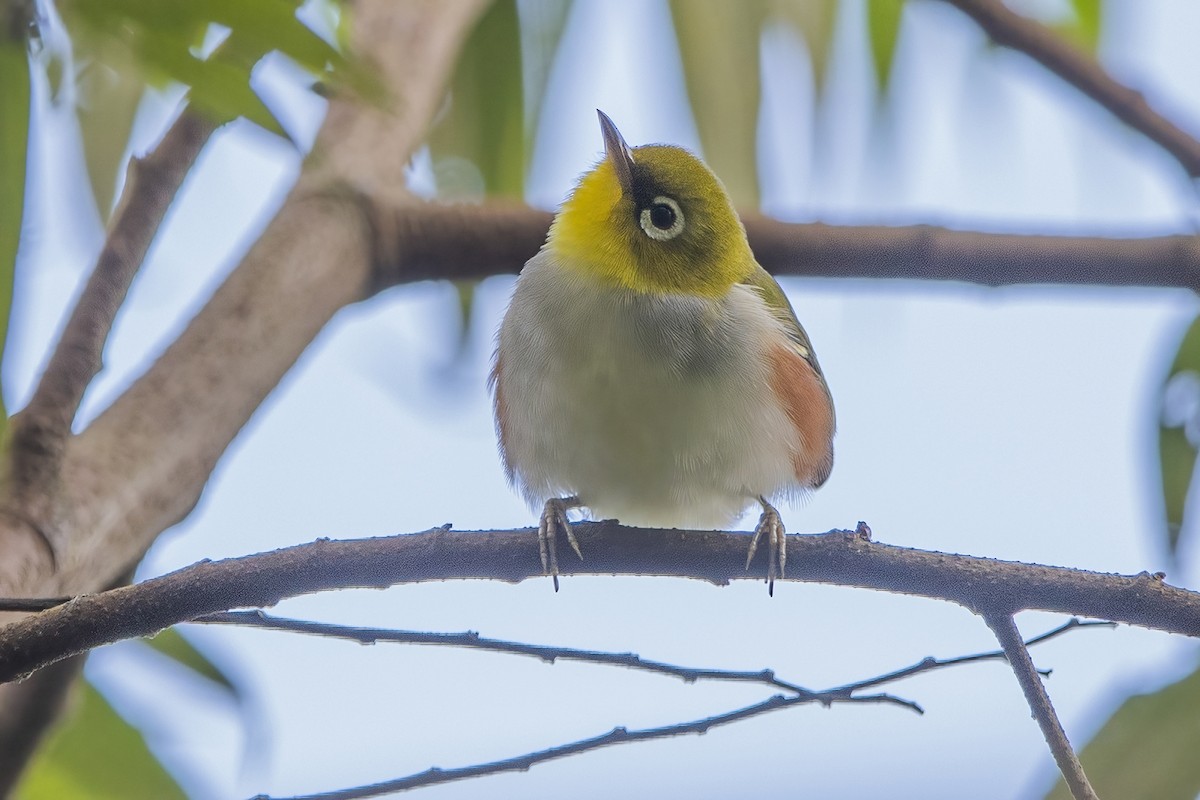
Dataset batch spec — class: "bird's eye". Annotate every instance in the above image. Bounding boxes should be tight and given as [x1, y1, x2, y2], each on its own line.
[639, 196, 685, 241]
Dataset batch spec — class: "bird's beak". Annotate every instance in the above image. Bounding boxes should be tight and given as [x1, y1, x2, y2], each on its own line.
[597, 109, 635, 196]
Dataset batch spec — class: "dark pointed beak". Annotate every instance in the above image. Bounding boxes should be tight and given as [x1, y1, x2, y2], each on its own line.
[597, 109, 635, 195]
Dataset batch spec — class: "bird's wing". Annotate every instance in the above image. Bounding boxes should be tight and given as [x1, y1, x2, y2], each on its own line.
[741, 263, 830, 386]
[741, 263, 836, 488]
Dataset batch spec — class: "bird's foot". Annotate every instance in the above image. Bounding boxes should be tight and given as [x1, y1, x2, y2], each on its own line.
[538, 495, 583, 591]
[745, 497, 786, 596]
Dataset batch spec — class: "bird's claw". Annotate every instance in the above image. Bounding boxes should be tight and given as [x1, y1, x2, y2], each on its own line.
[538, 496, 583, 591]
[745, 498, 786, 596]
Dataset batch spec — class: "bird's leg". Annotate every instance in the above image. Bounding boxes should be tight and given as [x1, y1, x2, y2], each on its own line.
[745, 496, 786, 596]
[539, 495, 584, 591]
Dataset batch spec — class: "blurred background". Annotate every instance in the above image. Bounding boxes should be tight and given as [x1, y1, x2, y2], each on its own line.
[9, 0, 1200, 798]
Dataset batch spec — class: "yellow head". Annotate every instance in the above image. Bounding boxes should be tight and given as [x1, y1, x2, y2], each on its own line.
[547, 111, 754, 298]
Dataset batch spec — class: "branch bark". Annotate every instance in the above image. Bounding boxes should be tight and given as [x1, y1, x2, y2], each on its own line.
[939, 0, 1200, 178]
[0, 110, 217, 590]
[0, 524, 1194, 684]
[370, 201, 1200, 291]
[985, 613, 1098, 800]
[0, 0, 489, 599]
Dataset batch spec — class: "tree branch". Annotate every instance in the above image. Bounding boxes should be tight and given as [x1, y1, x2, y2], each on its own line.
[193, 610, 1109, 704]
[262, 692, 819, 800]
[985, 612, 1098, 800]
[0, 524, 1192, 684]
[939, 0, 1200, 178]
[372, 201, 1200, 291]
[0, 0, 489, 598]
[240, 616, 1103, 800]
[0, 109, 217, 586]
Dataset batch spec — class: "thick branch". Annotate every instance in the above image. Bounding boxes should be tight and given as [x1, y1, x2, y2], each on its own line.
[940, 0, 1200, 178]
[0, 0, 488, 598]
[0, 524, 1194, 684]
[0, 110, 216, 587]
[985, 613, 1097, 800]
[373, 202, 1200, 291]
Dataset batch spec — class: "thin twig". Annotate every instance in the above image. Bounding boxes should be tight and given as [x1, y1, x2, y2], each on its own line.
[939, 0, 1200, 178]
[193, 610, 818, 696]
[5, 109, 217, 557]
[246, 616, 1105, 800]
[0, 597, 71, 612]
[254, 693, 815, 800]
[195, 611, 1112, 706]
[984, 613, 1098, 800]
[0, 525, 1191, 684]
[822, 617, 1115, 695]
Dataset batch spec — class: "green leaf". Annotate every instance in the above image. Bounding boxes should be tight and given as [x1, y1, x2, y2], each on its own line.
[773, 0, 838, 95]
[1071, 0, 1102, 53]
[1044, 660, 1200, 800]
[1052, 0, 1103, 55]
[0, 31, 30, 433]
[866, 0, 905, 93]
[135, 29, 286, 136]
[670, 0, 763, 209]
[142, 628, 238, 700]
[15, 680, 186, 800]
[1158, 313, 1200, 559]
[75, 43, 145, 220]
[517, 0, 573, 163]
[61, 0, 377, 142]
[428, 0, 525, 199]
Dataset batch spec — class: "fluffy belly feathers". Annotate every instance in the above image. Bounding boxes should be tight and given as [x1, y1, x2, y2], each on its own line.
[493, 252, 811, 529]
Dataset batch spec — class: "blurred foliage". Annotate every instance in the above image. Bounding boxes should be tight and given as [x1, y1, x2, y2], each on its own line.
[1158, 314, 1200, 560]
[141, 628, 240, 701]
[670, 0, 763, 208]
[1044, 660, 1200, 800]
[772, 0, 838, 94]
[865, 0, 904, 91]
[16, 630, 240, 799]
[1055, 0, 1103, 53]
[426, 0, 572, 351]
[16, 680, 186, 800]
[428, 0, 525, 199]
[57, 0, 372, 218]
[0, 2, 33, 438]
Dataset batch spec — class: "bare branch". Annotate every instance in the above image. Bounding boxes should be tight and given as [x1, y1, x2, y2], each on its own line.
[984, 613, 1098, 800]
[257, 693, 815, 800]
[0, 110, 217, 584]
[0, 524, 1190, 684]
[823, 618, 1115, 694]
[193, 611, 1111, 703]
[0, 0, 489, 599]
[372, 202, 1200, 291]
[241, 617, 1102, 800]
[193, 610, 819, 696]
[939, 0, 1200, 178]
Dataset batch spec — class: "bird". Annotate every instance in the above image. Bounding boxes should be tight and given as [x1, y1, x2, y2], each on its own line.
[491, 110, 835, 594]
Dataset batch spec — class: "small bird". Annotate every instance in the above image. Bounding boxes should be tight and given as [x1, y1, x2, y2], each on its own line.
[491, 111, 835, 593]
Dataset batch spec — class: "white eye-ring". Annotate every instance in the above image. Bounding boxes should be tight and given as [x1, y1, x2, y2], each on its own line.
[639, 195, 685, 241]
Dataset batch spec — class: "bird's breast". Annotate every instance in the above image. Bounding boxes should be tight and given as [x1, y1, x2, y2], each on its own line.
[495, 250, 808, 527]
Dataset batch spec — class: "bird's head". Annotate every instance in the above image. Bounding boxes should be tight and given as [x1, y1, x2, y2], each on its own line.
[547, 110, 753, 298]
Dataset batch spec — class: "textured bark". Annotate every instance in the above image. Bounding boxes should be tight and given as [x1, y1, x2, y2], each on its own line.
[2, 524, 1198, 684]
[0, 0, 488, 599]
